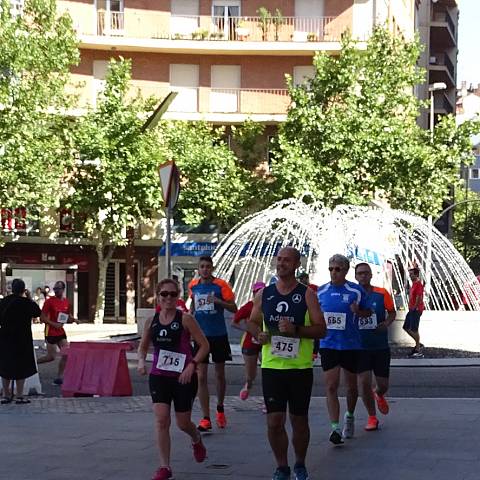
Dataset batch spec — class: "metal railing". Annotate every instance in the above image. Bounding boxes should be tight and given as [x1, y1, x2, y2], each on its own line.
[78, 10, 346, 43]
[128, 85, 290, 114]
[96, 10, 124, 36]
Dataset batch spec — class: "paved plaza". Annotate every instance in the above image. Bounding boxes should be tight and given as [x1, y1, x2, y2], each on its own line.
[2, 394, 480, 480]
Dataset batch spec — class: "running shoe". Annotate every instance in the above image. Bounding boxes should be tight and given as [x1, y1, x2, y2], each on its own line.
[329, 428, 344, 445]
[52, 378, 63, 386]
[192, 438, 207, 463]
[374, 390, 389, 415]
[342, 413, 355, 439]
[151, 466, 173, 480]
[293, 463, 309, 480]
[216, 411, 227, 428]
[239, 388, 249, 401]
[272, 466, 291, 480]
[411, 352, 424, 358]
[197, 417, 212, 432]
[364, 417, 379, 431]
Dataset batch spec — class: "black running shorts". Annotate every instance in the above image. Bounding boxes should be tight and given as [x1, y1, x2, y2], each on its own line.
[45, 334, 67, 345]
[319, 348, 360, 373]
[357, 348, 391, 378]
[149, 374, 198, 412]
[194, 335, 232, 364]
[262, 368, 313, 416]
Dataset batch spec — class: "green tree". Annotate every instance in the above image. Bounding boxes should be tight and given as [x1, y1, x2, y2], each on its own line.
[272, 27, 480, 216]
[452, 185, 480, 271]
[66, 58, 164, 323]
[0, 0, 79, 241]
[157, 120, 256, 230]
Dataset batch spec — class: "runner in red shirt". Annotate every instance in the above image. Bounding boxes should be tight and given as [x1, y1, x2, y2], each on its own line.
[402, 268, 425, 357]
[232, 281, 266, 401]
[37, 281, 78, 385]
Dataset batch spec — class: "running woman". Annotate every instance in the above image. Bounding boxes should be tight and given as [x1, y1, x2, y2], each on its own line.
[317, 254, 370, 445]
[232, 281, 266, 401]
[188, 255, 238, 431]
[37, 281, 78, 385]
[138, 279, 209, 480]
[248, 247, 326, 480]
[354, 263, 396, 431]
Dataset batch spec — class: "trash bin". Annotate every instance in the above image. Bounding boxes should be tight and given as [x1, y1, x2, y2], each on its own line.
[61, 341, 133, 397]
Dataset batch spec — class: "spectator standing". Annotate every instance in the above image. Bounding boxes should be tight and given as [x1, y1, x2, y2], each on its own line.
[0, 279, 41, 404]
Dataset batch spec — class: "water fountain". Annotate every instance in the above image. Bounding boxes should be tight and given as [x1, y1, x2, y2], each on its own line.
[213, 198, 480, 312]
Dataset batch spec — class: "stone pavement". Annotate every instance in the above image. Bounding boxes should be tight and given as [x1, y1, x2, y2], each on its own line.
[2, 395, 480, 480]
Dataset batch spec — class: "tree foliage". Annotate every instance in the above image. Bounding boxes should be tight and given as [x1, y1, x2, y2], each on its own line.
[66, 58, 164, 322]
[271, 27, 480, 216]
[66, 58, 163, 245]
[0, 0, 79, 221]
[452, 185, 480, 271]
[157, 121, 255, 230]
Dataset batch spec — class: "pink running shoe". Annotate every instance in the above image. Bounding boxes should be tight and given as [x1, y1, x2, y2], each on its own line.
[239, 388, 249, 401]
[152, 466, 173, 480]
[192, 438, 207, 463]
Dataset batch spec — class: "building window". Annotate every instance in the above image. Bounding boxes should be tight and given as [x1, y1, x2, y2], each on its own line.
[470, 168, 479, 180]
[9, 0, 23, 16]
[169, 64, 199, 112]
[293, 66, 315, 86]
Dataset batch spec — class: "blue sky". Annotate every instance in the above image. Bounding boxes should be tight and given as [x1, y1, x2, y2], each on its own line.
[457, 0, 480, 87]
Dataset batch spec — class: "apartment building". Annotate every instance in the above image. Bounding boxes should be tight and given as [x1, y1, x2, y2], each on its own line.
[417, 0, 458, 129]
[0, 0, 418, 322]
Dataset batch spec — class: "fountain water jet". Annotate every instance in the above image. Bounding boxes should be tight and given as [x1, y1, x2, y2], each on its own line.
[213, 199, 480, 312]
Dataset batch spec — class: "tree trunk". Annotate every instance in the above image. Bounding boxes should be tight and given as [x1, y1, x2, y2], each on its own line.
[125, 227, 136, 325]
[94, 243, 115, 324]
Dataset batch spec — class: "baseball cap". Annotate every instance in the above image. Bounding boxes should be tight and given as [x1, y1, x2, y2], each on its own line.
[252, 281, 266, 292]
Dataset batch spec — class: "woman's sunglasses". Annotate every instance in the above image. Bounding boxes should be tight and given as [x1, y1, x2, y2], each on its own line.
[158, 291, 178, 298]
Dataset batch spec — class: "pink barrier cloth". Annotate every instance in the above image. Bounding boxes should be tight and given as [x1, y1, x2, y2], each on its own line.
[61, 341, 133, 397]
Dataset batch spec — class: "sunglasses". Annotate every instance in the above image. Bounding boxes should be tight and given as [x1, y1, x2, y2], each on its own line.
[159, 291, 178, 298]
[328, 266, 343, 272]
[356, 271, 371, 275]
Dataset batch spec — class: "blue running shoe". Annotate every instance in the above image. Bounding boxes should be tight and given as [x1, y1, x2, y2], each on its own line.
[272, 466, 291, 480]
[293, 463, 309, 480]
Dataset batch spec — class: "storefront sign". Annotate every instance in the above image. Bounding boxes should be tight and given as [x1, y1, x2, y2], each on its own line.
[159, 242, 217, 257]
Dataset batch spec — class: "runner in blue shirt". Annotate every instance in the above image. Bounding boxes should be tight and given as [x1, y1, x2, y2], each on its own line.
[355, 263, 396, 431]
[317, 254, 370, 445]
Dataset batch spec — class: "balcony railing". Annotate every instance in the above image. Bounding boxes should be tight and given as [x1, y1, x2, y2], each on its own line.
[128, 84, 290, 115]
[96, 11, 124, 36]
[72, 10, 348, 43]
[432, 9, 456, 38]
[430, 52, 455, 79]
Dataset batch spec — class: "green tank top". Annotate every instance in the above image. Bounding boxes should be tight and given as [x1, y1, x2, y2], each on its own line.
[260, 283, 313, 370]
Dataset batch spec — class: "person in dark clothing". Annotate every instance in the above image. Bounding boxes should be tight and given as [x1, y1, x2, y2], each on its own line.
[0, 278, 41, 404]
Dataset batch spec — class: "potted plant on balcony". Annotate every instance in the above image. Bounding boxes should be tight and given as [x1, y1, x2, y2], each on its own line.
[307, 32, 318, 42]
[272, 9, 285, 41]
[257, 7, 271, 41]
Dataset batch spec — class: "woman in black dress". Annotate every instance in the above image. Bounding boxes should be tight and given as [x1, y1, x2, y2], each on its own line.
[0, 279, 41, 404]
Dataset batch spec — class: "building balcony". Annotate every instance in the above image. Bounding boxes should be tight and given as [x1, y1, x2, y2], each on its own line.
[429, 52, 456, 88]
[127, 85, 290, 122]
[66, 9, 352, 54]
[430, 9, 457, 47]
[434, 92, 454, 115]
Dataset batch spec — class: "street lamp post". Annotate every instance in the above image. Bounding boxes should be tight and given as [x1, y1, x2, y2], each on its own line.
[428, 82, 447, 139]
